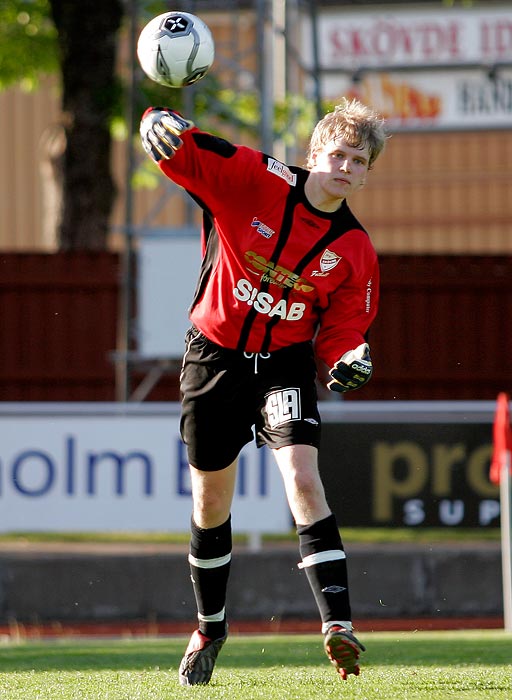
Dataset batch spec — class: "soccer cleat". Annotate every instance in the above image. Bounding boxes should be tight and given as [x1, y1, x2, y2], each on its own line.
[323, 625, 366, 680]
[178, 629, 227, 686]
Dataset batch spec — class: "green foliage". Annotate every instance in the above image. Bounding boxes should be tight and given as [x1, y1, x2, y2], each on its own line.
[443, 0, 475, 6]
[274, 93, 319, 145]
[0, 0, 319, 147]
[0, 0, 58, 89]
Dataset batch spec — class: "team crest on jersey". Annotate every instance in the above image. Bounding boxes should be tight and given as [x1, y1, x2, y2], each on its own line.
[267, 158, 297, 186]
[311, 249, 342, 277]
[320, 249, 342, 272]
[251, 217, 275, 239]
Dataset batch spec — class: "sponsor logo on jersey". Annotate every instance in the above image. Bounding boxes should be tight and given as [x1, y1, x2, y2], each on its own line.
[299, 216, 321, 229]
[233, 278, 306, 320]
[251, 217, 275, 239]
[265, 388, 301, 428]
[245, 251, 314, 292]
[365, 277, 373, 313]
[267, 158, 297, 186]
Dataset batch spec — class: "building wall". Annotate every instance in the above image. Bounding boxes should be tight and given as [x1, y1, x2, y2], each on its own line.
[0, 78, 61, 251]
[350, 129, 512, 255]
[1, 78, 512, 254]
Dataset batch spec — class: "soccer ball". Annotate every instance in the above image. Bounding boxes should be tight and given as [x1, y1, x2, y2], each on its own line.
[137, 12, 215, 88]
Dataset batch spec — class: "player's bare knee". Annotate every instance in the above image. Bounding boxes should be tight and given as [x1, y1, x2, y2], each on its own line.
[193, 494, 231, 527]
[290, 467, 324, 499]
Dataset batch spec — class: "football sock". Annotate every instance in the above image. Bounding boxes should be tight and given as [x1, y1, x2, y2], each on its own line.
[297, 513, 352, 628]
[189, 515, 232, 640]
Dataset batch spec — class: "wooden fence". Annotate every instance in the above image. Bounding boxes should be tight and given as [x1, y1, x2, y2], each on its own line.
[0, 253, 510, 401]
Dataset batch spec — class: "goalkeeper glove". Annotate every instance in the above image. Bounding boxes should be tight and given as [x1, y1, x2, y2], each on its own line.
[327, 343, 373, 393]
[140, 107, 194, 163]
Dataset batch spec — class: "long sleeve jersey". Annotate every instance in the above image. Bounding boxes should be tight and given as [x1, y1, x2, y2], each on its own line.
[158, 126, 379, 369]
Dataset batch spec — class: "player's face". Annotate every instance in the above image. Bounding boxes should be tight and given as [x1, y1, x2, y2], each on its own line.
[308, 137, 370, 209]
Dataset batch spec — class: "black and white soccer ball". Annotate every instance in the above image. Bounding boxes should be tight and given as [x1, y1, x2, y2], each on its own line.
[137, 11, 215, 88]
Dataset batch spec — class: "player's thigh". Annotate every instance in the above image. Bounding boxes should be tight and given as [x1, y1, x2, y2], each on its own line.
[256, 342, 321, 450]
[180, 329, 254, 470]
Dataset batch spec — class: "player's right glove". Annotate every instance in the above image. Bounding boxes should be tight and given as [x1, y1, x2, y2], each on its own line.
[327, 343, 373, 393]
[140, 107, 194, 163]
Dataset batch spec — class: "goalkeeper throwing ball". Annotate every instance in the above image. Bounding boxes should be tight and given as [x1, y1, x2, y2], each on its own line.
[140, 97, 387, 685]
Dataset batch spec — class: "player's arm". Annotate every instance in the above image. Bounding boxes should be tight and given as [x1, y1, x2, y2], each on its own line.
[140, 106, 261, 178]
[316, 247, 379, 394]
[139, 107, 194, 162]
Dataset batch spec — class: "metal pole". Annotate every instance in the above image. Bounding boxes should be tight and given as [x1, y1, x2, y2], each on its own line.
[257, 0, 273, 154]
[272, 0, 286, 163]
[501, 451, 512, 631]
[116, 0, 138, 401]
[308, 0, 323, 121]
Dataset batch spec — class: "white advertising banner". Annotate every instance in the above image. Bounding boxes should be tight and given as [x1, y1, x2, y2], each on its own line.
[0, 405, 289, 534]
[311, 6, 512, 130]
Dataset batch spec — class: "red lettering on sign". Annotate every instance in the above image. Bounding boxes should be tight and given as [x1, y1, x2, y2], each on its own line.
[327, 18, 464, 63]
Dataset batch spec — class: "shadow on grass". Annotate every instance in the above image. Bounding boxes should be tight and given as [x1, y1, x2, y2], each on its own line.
[0, 633, 509, 673]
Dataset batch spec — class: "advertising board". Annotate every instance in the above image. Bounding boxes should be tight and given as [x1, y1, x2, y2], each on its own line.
[320, 402, 499, 528]
[0, 402, 499, 532]
[310, 6, 512, 130]
[0, 404, 289, 535]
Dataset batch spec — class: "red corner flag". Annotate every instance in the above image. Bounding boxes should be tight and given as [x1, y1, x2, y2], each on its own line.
[490, 392, 512, 485]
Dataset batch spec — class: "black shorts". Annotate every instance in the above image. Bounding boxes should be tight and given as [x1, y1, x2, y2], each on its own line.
[180, 327, 321, 471]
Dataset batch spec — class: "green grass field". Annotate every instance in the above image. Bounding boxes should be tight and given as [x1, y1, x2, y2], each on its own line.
[0, 630, 510, 700]
[0, 527, 501, 546]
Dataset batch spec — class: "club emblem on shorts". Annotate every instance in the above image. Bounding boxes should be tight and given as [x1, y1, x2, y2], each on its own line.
[321, 585, 346, 594]
[265, 388, 301, 428]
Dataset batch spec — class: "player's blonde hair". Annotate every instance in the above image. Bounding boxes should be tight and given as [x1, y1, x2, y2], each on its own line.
[306, 98, 388, 170]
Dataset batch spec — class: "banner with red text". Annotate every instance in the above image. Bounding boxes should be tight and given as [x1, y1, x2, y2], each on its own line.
[309, 6, 512, 130]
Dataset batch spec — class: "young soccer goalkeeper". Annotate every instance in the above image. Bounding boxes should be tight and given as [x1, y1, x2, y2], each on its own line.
[140, 97, 388, 685]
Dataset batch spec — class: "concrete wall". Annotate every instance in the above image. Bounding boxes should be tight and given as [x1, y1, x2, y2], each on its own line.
[0, 543, 502, 624]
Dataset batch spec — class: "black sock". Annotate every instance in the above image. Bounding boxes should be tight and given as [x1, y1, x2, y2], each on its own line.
[189, 516, 232, 639]
[297, 513, 352, 626]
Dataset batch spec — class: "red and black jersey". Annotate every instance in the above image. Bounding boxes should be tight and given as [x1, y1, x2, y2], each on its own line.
[158, 127, 379, 369]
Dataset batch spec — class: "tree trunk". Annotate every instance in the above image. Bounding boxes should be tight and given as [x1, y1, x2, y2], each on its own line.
[49, 0, 124, 250]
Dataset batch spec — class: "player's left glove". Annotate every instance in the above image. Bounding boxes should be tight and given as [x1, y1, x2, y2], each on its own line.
[327, 343, 373, 393]
[140, 107, 194, 163]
